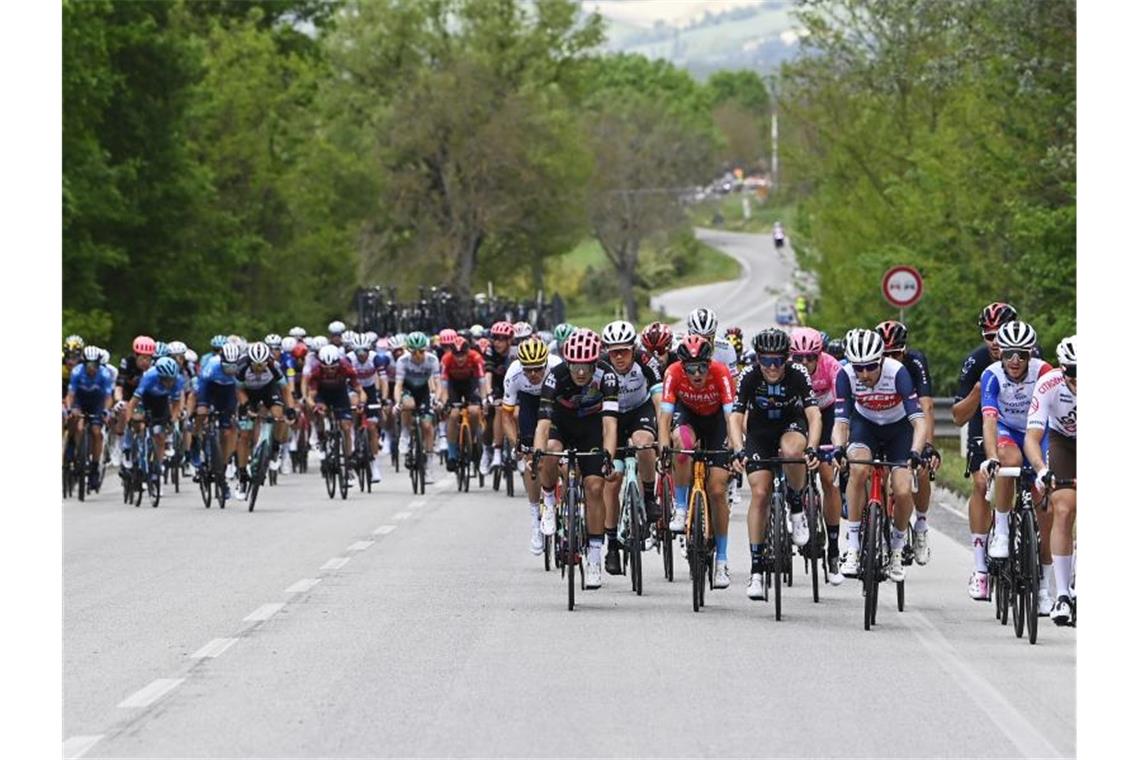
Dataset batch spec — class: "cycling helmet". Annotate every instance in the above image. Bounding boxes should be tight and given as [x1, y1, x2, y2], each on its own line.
[221, 343, 242, 363]
[553, 323, 576, 344]
[312, 335, 329, 350]
[155, 356, 179, 378]
[825, 338, 845, 360]
[227, 334, 244, 345]
[211, 335, 228, 350]
[439, 328, 458, 346]
[677, 334, 713, 363]
[451, 336, 468, 352]
[601, 320, 637, 347]
[154, 341, 170, 358]
[328, 320, 346, 335]
[725, 326, 743, 339]
[978, 302, 1018, 333]
[388, 335, 405, 351]
[167, 340, 187, 356]
[352, 333, 372, 352]
[82, 345, 102, 363]
[133, 335, 156, 356]
[789, 327, 823, 355]
[476, 337, 491, 353]
[319, 344, 341, 366]
[517, 337, 549, 368]
[819, 331, 831, 346]
[65, 335, 85, 352]
[640, 322, 673, 353]
[844, 329, 884, 364]
[512, 321, 534, 340]
[248, 342, 271, 364]
[996, 320, 1036, 351]
[183, 349, 196, 365]
[264, 333, 282, 349]
[1053, 334, 1071, 366]
[280, 336, 297, 353]
[405, 331, 429, 350]
[875, 320, 908, 351]
[364, 331, 378, 345]
[291, 342, 308, 360]
[752, 328, 790, 356]
[288, 326, 306, 339]
[341, 330, 357, 348]
[562, 329, 601, 363]
[538, 330, 553, 344]
[490, 321, 515, 339]
[687, 307, 718, 337]
[470, 324, 486, 338]
[724, 326, 744, 354]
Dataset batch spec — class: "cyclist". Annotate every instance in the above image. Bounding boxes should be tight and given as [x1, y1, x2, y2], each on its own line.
[1025, 335, 1076, 625]
[65, 346, 115, 491]
[480, 321, 515, 475]
[832, 329, 929, 584]
[600, 320, 663, 575]
[63, 335, 85, 398]
[196, 342, 242, 500]
[306, 344, 364, 488]
[789, 327, 845, 584]
[640, 321, 676, 371]
[952, 302, 1020, 599]
[347, 332, 389, 483]
[125, 357, 185, 492]
[532, 329, 619, 590]
[723, 326, 746, 376]
[234, 342, 296, 497]
[660, 334, 740, 589]
[440, 336, 486, 472]
[825, 338, 845, 361]
[381, 334, 405, 457]
[502, 337, 562, 555]
[393, 331, 442, 482]
[795, 295, 808, 326]
[731, 329, 821, 598]
[548, 322, 576, 360]
[327, 320, 347, 355]
[686, 307, 738, 368]
[772, 221, 786, 249]
[978, 320, 1055, 613]
[876, 320, 939, 565]
[114, 336, 157, 468]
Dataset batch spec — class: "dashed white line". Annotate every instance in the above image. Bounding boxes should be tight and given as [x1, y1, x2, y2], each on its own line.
[393, 511, 412, 520]
[243, 602, 286, 622]
[321, 557, 351, 570]
[63, 735, 104, 759]
[284, 577, 322, 594]
[189, 638, 239, 659]
[347, 540, 374, 552]
[118, 678, 185, 709]
[373, 524, 397, 535]
[408, 499, 427, 509]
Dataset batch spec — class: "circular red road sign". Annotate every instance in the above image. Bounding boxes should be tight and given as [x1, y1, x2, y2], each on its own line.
[881, 265, 924, 308]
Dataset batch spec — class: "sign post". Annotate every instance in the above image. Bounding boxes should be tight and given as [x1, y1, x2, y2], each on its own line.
[881, 265, 924, 321]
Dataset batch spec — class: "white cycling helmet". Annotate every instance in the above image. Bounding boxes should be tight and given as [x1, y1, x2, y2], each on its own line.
[98, 348, 111, 366]
[470, 324, 486, 338]
[221, 343, 242, 363]
[312, 335, 329, 351]
[82, 345, 102, 363]
[844, 328, 884, 364]
[601, 320, 637, 347]
[996, 320, 1036, 351]
[184, 349, 197, 364]
[1056, 335, 1076, 366]
[388, 334, 405, 350]
[248, 341, 272, 364]
[167, 340, 187, 356]
[328, 320, 346, 335]
[281, 336, 297, 353]
[342, 330, 358, 348]
[288, 326, 306, 339]
[364, 331, 378, 345]
[319, 344, 341, 366]
[512, 321, 534, 340]
[264, 333, 282, 348]
[687, 307, 718, 337]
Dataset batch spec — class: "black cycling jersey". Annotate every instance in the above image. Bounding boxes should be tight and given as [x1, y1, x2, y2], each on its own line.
[235, 358, 285, 390]
[893, 348, 933, 398]
[117, 355, 147, 398]
[481, 345, 511, 396]
[539, 361, 620, 420]
[732, 361, 816, 429]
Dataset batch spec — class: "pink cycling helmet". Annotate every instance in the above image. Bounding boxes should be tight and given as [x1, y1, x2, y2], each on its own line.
[439, 328, 458, 346]
[789, 327, 823, 355]
[132, 335, 157, 356]
[562, 329, 601, 363]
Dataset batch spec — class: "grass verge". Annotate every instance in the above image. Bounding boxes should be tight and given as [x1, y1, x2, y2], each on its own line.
[934, 437, 972, 500]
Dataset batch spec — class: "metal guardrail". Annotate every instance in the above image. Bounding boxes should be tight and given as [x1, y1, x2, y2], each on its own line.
[933, 397, 970, 456]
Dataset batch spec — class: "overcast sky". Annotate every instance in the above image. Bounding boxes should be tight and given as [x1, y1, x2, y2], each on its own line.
[582, 0, 768, 28]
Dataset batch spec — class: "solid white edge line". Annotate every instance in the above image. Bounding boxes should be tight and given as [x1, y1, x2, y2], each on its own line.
[373, 525, 397, 535]
[320, 557, 351, 570]
[347, 540, 374, 552]
[936, 499, 969, 520]
[117, 678, 186, 709]
[393, 511, 412, 520]
[243, 602, 286, 622]
[284, 577, 322, 594]
[63, 735, 104, 759]
[189, 638, 239, 659]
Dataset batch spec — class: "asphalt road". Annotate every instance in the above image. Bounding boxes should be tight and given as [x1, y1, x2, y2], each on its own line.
[64, 453, 1074, 759]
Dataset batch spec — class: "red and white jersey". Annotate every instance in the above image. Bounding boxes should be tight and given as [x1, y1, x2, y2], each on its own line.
[660, 360, 736, 417]
[1026, 368, 1076, 439]
[980, 358, 1052, 432]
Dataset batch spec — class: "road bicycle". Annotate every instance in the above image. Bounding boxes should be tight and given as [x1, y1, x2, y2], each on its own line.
[244, 407, 281, 512]
[451, 403, 484, 492]
[615, 443, 658, 596]
[123, 414, 162, 508]
[161, 419, 184, 494]
[664, 447, 730, 613]
[64, 412, 105, 501]
[320, 406, 350, 500]
[405, 400, 432, 495]
[747, 455, 810, 621]
[290, 404, 311, 474]
[197, 410, 228, 509]
[533, 448, 604, 611]
[353, 403, 384, 493]
[654, 464, 676, 582]
[493, 436, 516, 498]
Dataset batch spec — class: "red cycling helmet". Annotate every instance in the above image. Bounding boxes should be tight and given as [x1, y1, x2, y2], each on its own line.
[978, 303, 1018, 333]
[640, 322, 673, 354]
[562, 329, 601, 363]
[676, 334, 712, 363]
[451, 336, 468, 353]
[439, 328, 459, 346]
[291, 343, 308, 360]
[875, 320, 908, 351]
[724, 325, 743, 339]
[490, 321, 515, 339]
[132, 335, 156, 356]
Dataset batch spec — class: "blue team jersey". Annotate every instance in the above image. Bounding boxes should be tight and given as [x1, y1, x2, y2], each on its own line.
[70, 364, 115, 396]
[134, 367, 186, 399]
[199, 355, 238, 386]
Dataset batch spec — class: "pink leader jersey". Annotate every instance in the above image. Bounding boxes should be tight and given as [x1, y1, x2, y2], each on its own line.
[809, 352, 843, 410]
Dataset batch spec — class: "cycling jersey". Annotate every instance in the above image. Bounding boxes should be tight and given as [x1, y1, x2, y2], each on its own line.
[199, 355, 238, 387]
[395, 352, 441, 388]
[610, 354, 663, 413]
[660, 361, 735, 417]
[980, 358, 1052, 433]
[807, 352, 842, 410]
[893, 349, 933, 397]
[502, 356, 563, 409]
[348, 351, 388, 389]
[733, 362, 816, 426]
[539, 361, 619, 419]
[309, 357, 358, 394]
[1026, 369, 1075, 438]
[236, 359, 286, 391]
[134, 367, 185, 400]
[711, 336, 738, 368]
[69, 364, 115, 397]
[441, 350, 485, 384]
[834, 358, 923, 425]
[481, 345, 512, 396]
[117, 355, 150, 398]
[62, 362, 80, 397]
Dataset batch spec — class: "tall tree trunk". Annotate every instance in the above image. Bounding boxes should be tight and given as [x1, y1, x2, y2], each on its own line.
[617, 241, 639, 322]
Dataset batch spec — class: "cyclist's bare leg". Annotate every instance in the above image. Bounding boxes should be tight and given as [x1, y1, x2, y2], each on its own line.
[844, 444, 873, 525]
[467, 403, 482, 444]
[584, 474, 606, 535]
[747, 469, 774, 543]
[538, 439, 563, 492]
[780, 431, 807, 492]
[1050, 489, 1076, 589]
[447, 407, 460, 454]
[708, 467, 730, 537]
[669, 428, 694, 492]
[889, 467, 915, 531]
[820, 461, 842, 528]
[968, 469, 991, 533]
[993, 443, 1022, 515]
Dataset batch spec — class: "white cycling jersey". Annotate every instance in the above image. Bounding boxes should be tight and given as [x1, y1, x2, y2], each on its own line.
[348, 350, 383, 389]
[394, 352, 440, 388]
[1026, 368, 1076, 438]
[502, 356, 562, 407]
[835, 357, 922, 425]
[711, 336, 738, 368]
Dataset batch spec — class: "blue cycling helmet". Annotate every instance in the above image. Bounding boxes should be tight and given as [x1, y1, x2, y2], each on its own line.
[818, 331, 830, 347]
[210, 334, 227, 350]
[154, 341, 170, 358]
[155, 357, 179, 378]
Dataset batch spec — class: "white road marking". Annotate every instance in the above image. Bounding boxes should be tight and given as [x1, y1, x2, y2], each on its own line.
[320, 557, 351, 570]
[372, 525, 397, 535]
[284, 577, 322, 594]
[63, 735, 104, 759]
[117, 678, 186, 709]
[347, 540, 374, 552]
[408, 499, 427, 508]
[243, 602, 286, 622]
[936, 499, 968, 520]
[901, 611, 1063, 758]
[189, 638, 239, 659]
[393, 511, 412, 520]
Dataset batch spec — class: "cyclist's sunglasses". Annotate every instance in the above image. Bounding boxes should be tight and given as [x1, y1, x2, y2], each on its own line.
[757, 356, 786, 368]
[682, 362, 709, 376]
[607, 346, 633, 356]
[982, 332, 998, 342]
[1063, 365, 1076, 379]
[221, 362, 240, 372]
[1001, 349, 1030, 361]
[791, 353, 818, 363]
[851, 361, 880, 373]
[522, 365, 545, 375]
[568, 362, 595, 374]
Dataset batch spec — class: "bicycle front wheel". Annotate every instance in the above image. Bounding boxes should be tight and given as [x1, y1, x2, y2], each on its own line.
[771, 491, 786, 620]
[76, 432, 89, 503]
[689, 490, 707, 612]
[566, 486, 577, 611]
[863, 502, 882, 631]
[625, 480, 643, 596]
[1021, 510, 1041, 644]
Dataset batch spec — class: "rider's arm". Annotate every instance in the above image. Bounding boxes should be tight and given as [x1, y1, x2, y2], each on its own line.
[805, 405, 822, 450]
[657, 365, 677, 448]
[1024, 427, 1047, 473]
[893, 368, 927, 453]
[979, 368, 1001, 460]
[728, 411, 746, 452]
[831, 370, 853, 448]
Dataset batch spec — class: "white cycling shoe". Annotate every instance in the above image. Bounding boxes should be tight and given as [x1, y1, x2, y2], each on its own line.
[713, 561, 730, 589]
[746, 573, 764, 600]
[370, 459, 383, 483]
[584, 561, 602, 589]
[888, 550, 906, 583]
[479, 449, 492, 476]
[840, 549, 860, 578]
[968, 570, 990, 601]
[913, 529, 931, 565]
[669, 510, 687, 533]
[398, 433, 410, 455]
[540, 504, 556, 536]
[790, 512, 809, 547]
[529, 527, 544, 556]
[988, 530, 1010, 559]
[1038, 587, 1055, 617]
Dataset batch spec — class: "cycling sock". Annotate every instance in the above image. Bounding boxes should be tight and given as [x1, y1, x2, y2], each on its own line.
[972, 534, 988, 572]
[787, 489, 803, 514]
[529, 502, 540, 527]
[587, 535, 604, 564]
[642, 482, 656, 500]
[890, 528, 906, 551]
[1053, 555, 1073, 598]
[1041, 563, 1055, 596]
[994, 509, 1010, 535]
[750, 543, 764, 574]
[447, 441, 458, 460]
[827, 526, 840, 558]
[847, 523, 861, 553]
[914, 512, 928, 532]
[605, 527, 618, 550]
[542, 488, 556, 508]
[674, 484, 690, 511]
[715, 534, 728, 561]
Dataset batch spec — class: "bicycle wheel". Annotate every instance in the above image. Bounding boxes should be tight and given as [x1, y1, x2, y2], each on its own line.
[863, 502, 882, 631]
[689, 489, 706, 612]
[566, 484, 577, 611]
[247, 442, 265, 512]
[806, 488, 821, 603]
[505, 451, 515, 498]
[625, 480, 643, 596]
[1021, 510, 1040, 645]
[339, 444, 350, 500]
[997, 570, 1009, 625]
[771, 491, 786, 621]
[475, 442, 485, 489]
[659, 474, 674, 582]
[76, 430, 88, 502]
